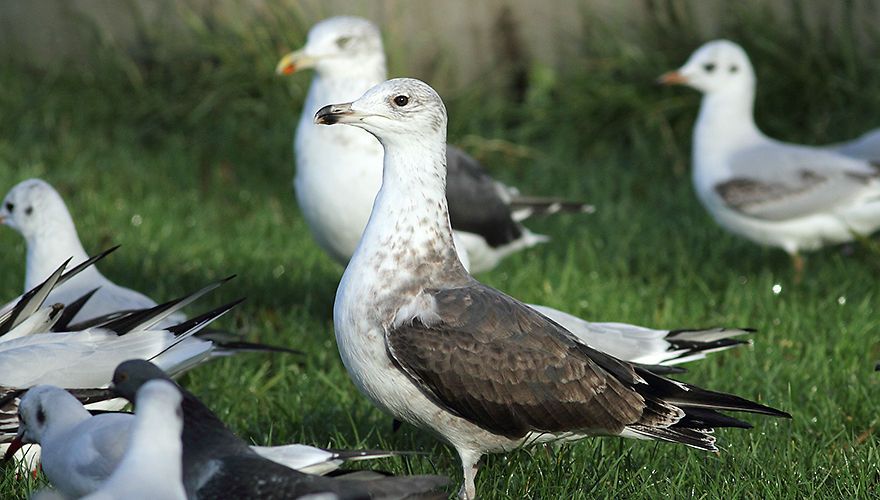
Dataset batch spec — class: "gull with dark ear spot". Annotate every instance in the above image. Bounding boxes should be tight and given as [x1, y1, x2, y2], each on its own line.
[111, 360, 450, 500]
[660, 40, 880, 279]
[320, 77, 791, 499]
[277, 16, 593, 273]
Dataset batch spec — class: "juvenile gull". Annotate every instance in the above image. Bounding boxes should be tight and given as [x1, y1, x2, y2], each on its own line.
[318, 77, 791, 499]
[276, 16, 592, 273]
[111, 360, 450, 500]
[659, 40, 880, 276]
[277, 17, 748, 366]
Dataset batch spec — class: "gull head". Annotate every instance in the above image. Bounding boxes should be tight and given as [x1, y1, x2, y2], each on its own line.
[12, 385, 81, 446]
[0, 178, 68, 238]
[111, 359, 170, 403]
[658, 40, 754, 94]
[276, 16, 384, 77]
[314, 78, 447, 142]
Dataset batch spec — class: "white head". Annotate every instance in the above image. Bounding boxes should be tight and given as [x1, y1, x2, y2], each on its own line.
[314, 78, 447, 148]
[276, 16, 385, 78]
[15, 385, 91, 445]
[0, 179, 73, 241]
[659, 40, 755, 95]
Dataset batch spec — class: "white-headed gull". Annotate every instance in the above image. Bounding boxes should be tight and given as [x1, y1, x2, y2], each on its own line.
[659, 40, 880, 276]
[111, 360, 450, 500]
[317, 77, 790, 499]
[275, 16, 592, 273]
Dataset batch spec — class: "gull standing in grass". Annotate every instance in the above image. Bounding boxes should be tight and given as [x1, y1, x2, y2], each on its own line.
[659, 40, 880, 277]
[317, 77, 791, 499]
[110, 360, 450, 500]
[278, 17, 752, 368]
[276, 16, 593, 273]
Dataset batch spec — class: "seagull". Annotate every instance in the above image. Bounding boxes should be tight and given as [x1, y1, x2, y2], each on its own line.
[275, 16, 593, 273]
[317, 77, 791, 499]
[6, 381, 423, 499]
[2, 178, 187, 325]
[0, 272, 241, 462]
[659, 40, 880, 277]
[111, 360, 450, 500]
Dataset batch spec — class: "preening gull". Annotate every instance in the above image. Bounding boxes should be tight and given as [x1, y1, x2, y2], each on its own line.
[275, 16, 592, 273]
[659, 40, 880, 276]
[111, 360, 450, 500]
[318, 77, 791, 499]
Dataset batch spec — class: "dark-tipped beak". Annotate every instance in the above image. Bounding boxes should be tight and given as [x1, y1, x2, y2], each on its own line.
[315, 103, 356, 125]
[3, 435, 24, 461]
[657, 70, 689, 85]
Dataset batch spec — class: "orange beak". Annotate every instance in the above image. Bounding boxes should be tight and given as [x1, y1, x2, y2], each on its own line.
[657, 71, 689, 85]
[275, 50, 315, 76]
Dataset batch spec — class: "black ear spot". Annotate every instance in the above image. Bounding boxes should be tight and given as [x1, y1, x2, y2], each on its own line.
[25, 206, 33, 216]
[729, 64, 739, 73]
[4, 202, 12, 212]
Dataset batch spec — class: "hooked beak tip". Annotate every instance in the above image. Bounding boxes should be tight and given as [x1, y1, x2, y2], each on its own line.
[314, 103, 355, 126]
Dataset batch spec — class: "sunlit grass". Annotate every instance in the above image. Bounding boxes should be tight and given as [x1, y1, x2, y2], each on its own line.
[1, 2, 879, 498]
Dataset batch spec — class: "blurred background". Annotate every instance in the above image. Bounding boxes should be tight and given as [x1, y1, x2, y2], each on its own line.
[1, 1, 879, 497]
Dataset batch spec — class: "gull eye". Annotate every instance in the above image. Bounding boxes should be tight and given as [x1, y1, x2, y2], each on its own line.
[335, 36, 352, 48]
[703, 63, 716, 73]
[5, 202, 13, 212]
[393, 95, 409, 107]
[37, 408, 45, 425]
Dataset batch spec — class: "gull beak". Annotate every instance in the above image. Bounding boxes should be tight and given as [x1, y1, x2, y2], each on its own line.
[3, 434, 24, 461]
[314, 103, 359, 125]
[275, 49, 315, 76]
[0, 215, 5, 224]
[657, 70, 689, 85]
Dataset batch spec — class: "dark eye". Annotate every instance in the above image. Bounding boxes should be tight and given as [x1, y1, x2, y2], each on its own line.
[729, 65, 738, 73]
[393, 95, 409, 107]
[4, 202, 12, 212]
[37, 407, 45, 425]
[335, 36, 352, 48]
[703, 63, 716, 73]
[24, 206, 32, 216]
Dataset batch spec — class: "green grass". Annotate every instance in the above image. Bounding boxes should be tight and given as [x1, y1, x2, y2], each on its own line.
[1, 2, 880, 498]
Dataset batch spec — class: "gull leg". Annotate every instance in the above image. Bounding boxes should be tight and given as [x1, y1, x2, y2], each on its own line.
[791, 253, 805, 283]
[456, 449, 482, 500]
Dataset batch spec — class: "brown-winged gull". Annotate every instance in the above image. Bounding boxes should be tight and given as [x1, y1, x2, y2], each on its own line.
[317, 77, 791, 499]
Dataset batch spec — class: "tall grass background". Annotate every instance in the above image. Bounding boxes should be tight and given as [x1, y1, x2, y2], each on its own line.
[1, 0, 879, 497]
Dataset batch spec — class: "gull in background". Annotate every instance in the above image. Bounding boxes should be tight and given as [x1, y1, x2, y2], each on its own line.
[277, 18, 752, 369]
[110, 360, 450, 500]
[276, 16, 593, 273]
[659, 40, 880, 277]
[2, 178, 190, 326]
[27, 380, 188, 500]
[317, 77, 791, 499]
[7, 380, 423, 499]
